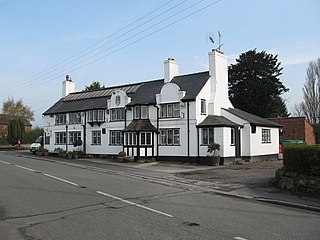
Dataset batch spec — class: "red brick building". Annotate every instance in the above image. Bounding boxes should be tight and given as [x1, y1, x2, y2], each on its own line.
[269, 117, 316, 145]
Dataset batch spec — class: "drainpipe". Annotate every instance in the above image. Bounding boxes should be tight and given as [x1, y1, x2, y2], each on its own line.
[66, 124, 68, 152]
[187, 101, 190, 159]
[83, 112, 86, 155]
[154, 105, 160, 157]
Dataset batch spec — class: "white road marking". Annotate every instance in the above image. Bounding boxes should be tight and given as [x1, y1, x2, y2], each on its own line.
[234, 237, 248, 240]
[44, 173, 78, 186]
[15, 165, 35, 172]
[96, 190, 173, 218]
[0, 160, 11, 165]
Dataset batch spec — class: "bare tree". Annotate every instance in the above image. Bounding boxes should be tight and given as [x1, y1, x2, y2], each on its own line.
[1, 97, 34, 122]
[291, 102, 304, 117]
[297, 58, 320, 124]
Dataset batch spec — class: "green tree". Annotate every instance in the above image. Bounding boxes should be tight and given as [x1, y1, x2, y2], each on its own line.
[2, 97, 34, 122]
[228, 49, 289, 118]
[83, 81, 105, 91]
[7, 118, 25, 145]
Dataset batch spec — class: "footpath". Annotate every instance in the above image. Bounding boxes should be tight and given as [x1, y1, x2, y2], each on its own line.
[13, 150, 320, 213]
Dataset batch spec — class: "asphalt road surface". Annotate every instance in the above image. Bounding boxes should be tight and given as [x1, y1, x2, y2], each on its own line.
[0, 152, 319, 240]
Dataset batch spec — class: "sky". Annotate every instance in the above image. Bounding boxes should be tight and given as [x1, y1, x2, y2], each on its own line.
[0, 0, 319, 127]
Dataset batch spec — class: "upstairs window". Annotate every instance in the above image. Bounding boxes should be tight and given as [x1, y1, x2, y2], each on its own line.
[87, 110, 105, 122]
[133, 106, 148, 119]
[55, 114, 66, 125]
[160, 103, 180, 118]
[201, 99, 206, 114]
[110, 108, 125, 121]
[69, 112, 81, 124]
[262, 129, 271, 143]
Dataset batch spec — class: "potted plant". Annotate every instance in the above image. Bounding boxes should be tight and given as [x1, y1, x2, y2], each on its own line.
[207, 142, 221, 166]
[67, 151, 74, 159]
[73, 139, 83, 151]
[42, 148, 49, 156]
[117, 151, 126, 162]
[36, 146, 44, 156]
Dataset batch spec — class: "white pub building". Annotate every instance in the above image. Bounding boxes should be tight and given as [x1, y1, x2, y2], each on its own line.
[43, 49, 281, 164]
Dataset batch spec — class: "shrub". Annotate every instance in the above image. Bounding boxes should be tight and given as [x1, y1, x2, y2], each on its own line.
[283, 144, 320, 177]
[207, 142, 220, 156]
[118, 151, 126, 157]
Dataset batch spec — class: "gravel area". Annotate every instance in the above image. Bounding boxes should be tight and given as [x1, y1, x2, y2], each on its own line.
[177, 160, 283, 187]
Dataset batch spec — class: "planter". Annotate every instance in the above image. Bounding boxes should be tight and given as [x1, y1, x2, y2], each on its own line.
[43, 152, 49, 156]
[208, 155, 220, 166]
[118, 157, 126, 162]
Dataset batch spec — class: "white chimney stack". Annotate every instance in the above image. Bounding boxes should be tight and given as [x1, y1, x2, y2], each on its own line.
[164, 58, 178, 83]
[62, 75, 75, 98]
[208, 49, 233, 114]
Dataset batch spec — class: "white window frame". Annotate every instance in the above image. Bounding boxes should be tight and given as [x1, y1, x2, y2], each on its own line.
[159, 129, 180, 145]
[202, 128, 214, 145]
[55, 114, 66, 125]
[231, 128, 235, 146]
[201, 99, 206, 114]
[92, 131, 101, 145]
[160, 103, 180, 118]
[55, 132, 66, 144]
[69, 131, 81, 145]
[110, 108, 125, 121]
[88, 110, 105, 122]
[261, 128, 271, 143]
[110, 130, 123, 145]
[69, 112, 81, 124]
[140, 132, 152, 146]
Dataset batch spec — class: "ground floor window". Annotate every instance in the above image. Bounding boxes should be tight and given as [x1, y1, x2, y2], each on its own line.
[159, 129, 180, 145]
[140, 132, 152, 145]
[45, 136, 50, 145]
[55, 132, 66, 144]
[69, 131, 81, 145]
[92, 131, 101, 145]
[124, 132, 137, 145]
[110, 130, 123, 145]
[262, 129, 271, 143]
[202, 128, 214, 145]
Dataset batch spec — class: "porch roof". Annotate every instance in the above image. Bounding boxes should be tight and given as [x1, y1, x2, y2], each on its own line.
[197, 115, 239, 128]
[123, 119, 157, 132]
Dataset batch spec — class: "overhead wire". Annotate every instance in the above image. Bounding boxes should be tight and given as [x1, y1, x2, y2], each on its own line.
[2, 0, 224, 96]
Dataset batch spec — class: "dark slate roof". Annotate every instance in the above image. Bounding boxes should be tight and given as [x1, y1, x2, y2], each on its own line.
[223, 108, 282, 128]
[197, 115, 239, 128]
[43, 71, 210, 115]
[123, 119, 157, 132]
[172, 71, 210, 101]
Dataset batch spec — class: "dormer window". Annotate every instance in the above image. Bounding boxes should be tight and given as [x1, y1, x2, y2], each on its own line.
[160, 103, 180, 118]
[133, 106, 148, 119]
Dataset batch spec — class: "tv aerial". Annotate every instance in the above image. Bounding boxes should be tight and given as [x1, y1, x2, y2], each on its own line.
[206, 31, 223, 51]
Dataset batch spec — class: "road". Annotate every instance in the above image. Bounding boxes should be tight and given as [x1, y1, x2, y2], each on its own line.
[0, 152, 319, 240]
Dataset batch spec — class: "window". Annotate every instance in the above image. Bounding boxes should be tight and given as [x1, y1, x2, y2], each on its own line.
[262, 129, 271, 143]
[87, 110, 105, 122]
[202, 128, 214, 145]
[159, 129, 180, 145]
[231, 128, 235, 145]
[160, 103, 180, 118]
[69, 131, 81, 145]
[45, 136, 50, 145]
[140, 132, 152, 145]
[110, 130, 123, 145]
[55, 114, 66, 125]
[133, 106, 149, 119]
[141, 106, 148, 119]
[69, 112, 81, 124]
[55, 132, 66, 144]
[110, 108, 125, 121]
[201, 99, 206, 114]
[133, 106, 140, 119]
[92, 131, 101, 145]
[124, 132, 137, 146]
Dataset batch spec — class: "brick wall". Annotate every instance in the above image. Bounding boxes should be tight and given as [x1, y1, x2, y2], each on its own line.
[269, 117, 316, 145]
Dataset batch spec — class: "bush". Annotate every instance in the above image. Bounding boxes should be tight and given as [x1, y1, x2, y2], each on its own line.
[118, 151, 126, 157]
[283, 144, 320, 177]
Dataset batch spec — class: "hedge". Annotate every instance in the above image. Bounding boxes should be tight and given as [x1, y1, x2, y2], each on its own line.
[283, 144, 320, 177]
